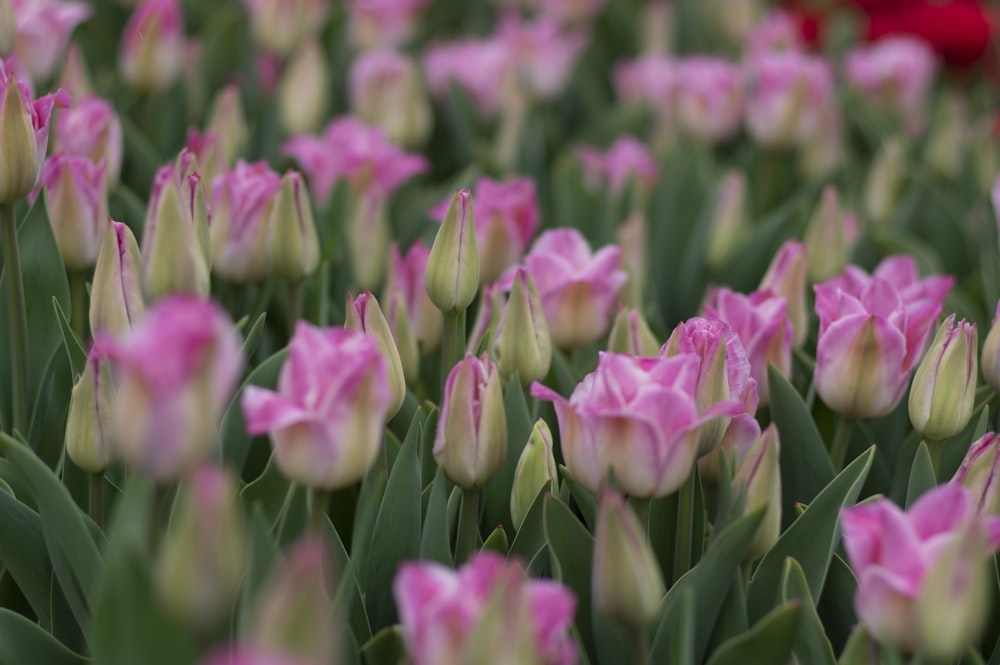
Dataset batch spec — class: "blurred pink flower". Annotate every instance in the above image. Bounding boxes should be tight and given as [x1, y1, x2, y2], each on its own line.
[55, 96, 123, 186]
[209, 160, 282, 283]
[532, 0, 604, 24]
[385, 240, 442, 352]
[394, 552, 577, 665]
[119, 0, 185, 93]
[349, 0, 428, 51]
[11, 0, 91, 83]
[745, 51, 834, 148]
[745, 10, 803, 57]
[282, 115, 427, 203]
[576, 136, 659, 197]
[242, 0, 329, 57]
[845, 36, 937, 127]
[675, 56, 745, 143]
[813, 255, 953, 418]
[498, 13, 588, 99]
[423, 38, 514, 115]
[613, 53, 676, 110]
[36, 152, 107, 269]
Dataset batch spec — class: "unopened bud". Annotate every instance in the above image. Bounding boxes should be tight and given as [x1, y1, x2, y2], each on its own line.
[90, 219, 146, 336]
[803, 186, 859, 283]
[759, 239, 807, 348]
[731, 423, 781, 559]
[278, 39, 330, 135]
[510, 419, 558, 531]
[980, 301, 1000, 394]
[616, 211, 647, 308]
[426, 189, 479, 313]
[347, 193, 389, 291]
[267, 171, 319, 283]
[607, 307, 660, 357]
[908, 314, 977, 441]
[953, 433, 1000, 515]
[345, 291, 406, 418]
[205, 85, 248, 166]
[65, 351, 116, 474]
[705, 171, 747, 270]
[493, 268, 551, 386]
[864, 137, 906, 228]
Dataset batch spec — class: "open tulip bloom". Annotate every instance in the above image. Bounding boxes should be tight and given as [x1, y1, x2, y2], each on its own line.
[7, 2, 1000, 665]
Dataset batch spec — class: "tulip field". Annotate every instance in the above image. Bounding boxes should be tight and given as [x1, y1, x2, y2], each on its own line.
[3, 0, 1000, 664]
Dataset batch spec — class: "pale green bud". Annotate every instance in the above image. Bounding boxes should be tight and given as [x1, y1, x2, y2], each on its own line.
[90, 219, 146, 336]
[705, 171, 747, 270]
[607, 308, 660, 357]
[510, 419, 558, 531]
[803, 186, 860, 283]
[385, 290, 420, 387]
[731, 423, 781, 559]
[346, 291, 407, 418]
[908, 315, 977, 441]
[347, 193, 389, 291]
[425, 189, 479, 314]
[493, 268, 551, 386]
[864, 137, 906, 228]
[279, 39, 330, 136]
[65, 354, 117, 474]
[268, 171, 319, 283]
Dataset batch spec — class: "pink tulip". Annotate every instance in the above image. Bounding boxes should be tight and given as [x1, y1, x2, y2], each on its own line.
[185, 128, 226, 186]
[96, 296, 243, 481]
[613, 54, 676, 111]
[0, 60, 69, 203]
[813, 255, 953, 418]
[759, 239, 808, 348]
[200, 647, 317, 665]
[745, 51, 834, 149]
[393, 552, 577, 665]
[36, 152, 107, 270]
[744, 10, 803, 57]
[119, 0, 185, 93]
[515, 228, 627, 349]
[704, 287, 792, 406]
[497, 14, 587, 100]
[532, 352, 744, 498]
[675, 57, 745, 144]
[54, 96, 124, 186]
[423, 38, 514, 116]
[532, 0, 605, 24]
[349, 49, 430, 146]
[576, 136, 659, 198]
[209, 160, 282, 283]
[242, 323, 394, 490]
[384, 240, 442, 353]
[349, 0, 428, 51]
[282, 115, 427, 204]
[11, 0, 91, 83]
[841, 485, 1000, 657]
[953, 432, 1000, 516]
[844, 36, 936, 127]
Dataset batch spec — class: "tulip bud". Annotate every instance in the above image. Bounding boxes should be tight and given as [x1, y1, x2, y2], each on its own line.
[0, 65, 68, 204]
[970, 117, 999, 197]
[278, 39, 330, 135]
[204, 85, 248, 166]
[981, 302, 1000, 394]
[759, 240, 807, 348]
[510, 419, 558, 531]
[434, 354, 507, 489]
[267, 171, 319, 283]
[350, 49, 431, 147]
[345, 291, 406, 418]
[705, 171, 748, 270]
[864, 137, 906, 228]
[384, 240, 443, 355]
[616, 211, 647, 308]
[461, 566, 538, 665]
[39, 154, 108, 270]
[731, 424, 781, 559]
[65, 351, 116, 473]
[467, 283, 503, 355]
[141, 156, 211, 300]
[245, 0, 329, 58]
[915, 523, 991, 661]
[800, 105, 845, 181]
[803, 186, 860, 283]
[953, 433, 1000, 515]
[155, 466, 246, 629]
[119, 0, 185, 94]
[385, 291, 420, 387]
[55, 97, 124, 188]
[90, 219, 146, 336]
[593, 491, 664, 629]
[0, 0, 13, 57]
[59, 45, 94, 102]
[908, 315, 977, 441]
[607, 307, 660, 357]
[210, 161, 280, 283]
[493, 268, 551, 386]
[249, 536, 339, 665]
[923, 94, 966, 180]
[347, 193, 389, 291]
[425, 189, 479, 314]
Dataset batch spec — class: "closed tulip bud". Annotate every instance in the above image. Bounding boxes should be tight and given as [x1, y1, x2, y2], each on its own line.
[98, 296, 244, 481]
[205, 85, 248, 166]
[90, 219, 146, 336]
[981, 301, 1000, 394]
[467, 282, 503, 355]
[350, 49, 431, 147]
[384, 241, 442, 355]
[971, 117, 999, 197]
[616, 211, 647, 308]
[864, 137, 906, 228]
[803, 186, 860, 283]
[244, 0, 329, 58]
[607, 307, 660, 357]
[923, 94, 966, 180]
[347, 193, 389, 290]
[759, 240, 808, 348]
[65, 350, 116, 473]
[385, 290, 420, 387]
[38, 154, 108, 270]
[908, 315, 977, 441]
[461, 568, 538, 665]
[141, 156, 211, 300]
[953, 433, 1000, 515]
[58, 45, 94, 102]
[434, 354, 507, 489]
[705, 171, 748, 270]
[800, 105, 845, 181]
[732, 423, 781, 559]
[426, 189, 479, 314]
[493, 268, 551, 386]
[210, 161, 280, 283]
[346, 291, 406, 418]
[119, 0, 185, 94]
[267, 171, 319, 283]
[0, 64, 69, 204]
[593, 491, 664, 628]
[510, 419, 558, 531]
[155, 466, 246, 629]
[0, 0, 13, 57]
[278, 39, 330, 135]
[55, 97, 124, 188]
[249, 536, 339, 665]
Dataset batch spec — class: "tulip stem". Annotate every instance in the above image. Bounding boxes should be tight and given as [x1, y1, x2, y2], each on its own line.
[1, 204, 29, 434]
[458, 487, 480, 563]
[287, 281, 302, 336]
[673, 474, 696, 583]
[631, 497, 651, 537]
[69, 270, 87, 340]
[441, 310, 466, 389]
[309, 489, 330, 533]
[830, 417, 854, 471]
[925, 439, 943, 481]
[629, 626, 650, 665]
[89, 473, 104, 531]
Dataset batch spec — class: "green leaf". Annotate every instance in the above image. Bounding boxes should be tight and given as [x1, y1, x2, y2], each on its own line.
[0, 490, 53, 626]
[364, 408, 424, 631]
[650, 509, 764, 664]
[508, 486, 549, 562]
[768, 365, 836, 529]
[905, 441, 937, 507]
[360, 626, 407, 665]
[324, 520, 372, 647]
[0, 433, 102, 634]
[545, 493, 597, 661]
[664, 587, 696, 665]
[238, 312, 268, 363]
[747, 447, 874, 623]
[419, 468, 454, 566]
[240, 454, 306, 544]
[817, 554, 858, 656]
[837, 626, 876, 665]
[705, 603, 801, 665]
[237, 511, 280, 633]
[0, 608, 87, 665]
[53, 298, 87, 377]
[482, 377, 533, 537]
[559, 465, 596, 530]
[0, 200, 71, 433]
[782, 558, 837, 665]
[220, 348, 287, 473]
[481, 525, 509, 554]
